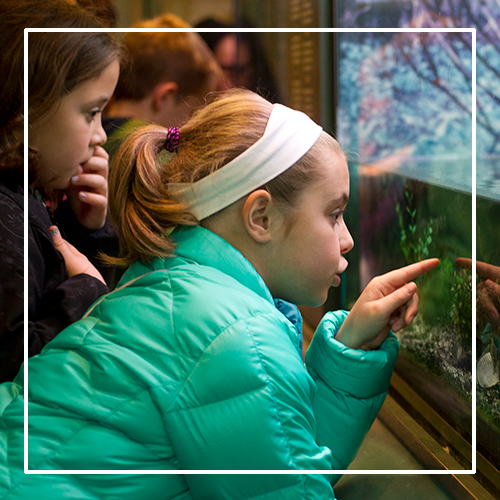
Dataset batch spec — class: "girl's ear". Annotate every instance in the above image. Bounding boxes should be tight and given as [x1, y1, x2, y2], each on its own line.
[242, 189, 273, 243]
[152, 81, 179, 113]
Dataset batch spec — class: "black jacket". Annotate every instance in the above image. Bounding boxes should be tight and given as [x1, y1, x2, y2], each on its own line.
[0, 171, 117, 382]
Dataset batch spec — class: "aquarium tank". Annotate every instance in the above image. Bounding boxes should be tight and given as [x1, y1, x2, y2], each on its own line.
[336, 0, 500, 486]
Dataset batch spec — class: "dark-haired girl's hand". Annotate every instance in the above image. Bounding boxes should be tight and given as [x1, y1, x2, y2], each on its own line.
[50, 226, 106, 285]
[66, 145, 109, 230]
[336, 258, 440, 350]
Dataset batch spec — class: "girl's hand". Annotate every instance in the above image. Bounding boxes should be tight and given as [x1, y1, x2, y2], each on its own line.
[336, 258, 440, 350]
[50, 226, 106, 285]
[66, 145, 109, 230]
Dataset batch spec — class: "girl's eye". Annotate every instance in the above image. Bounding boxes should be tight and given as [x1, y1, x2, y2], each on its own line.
[331, 210, 345, 223]
[88, 109, 101, 120]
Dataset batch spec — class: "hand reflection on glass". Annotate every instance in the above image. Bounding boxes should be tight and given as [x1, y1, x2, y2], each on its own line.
[456, 258, 500, 331]
[456, 258, 500, 388]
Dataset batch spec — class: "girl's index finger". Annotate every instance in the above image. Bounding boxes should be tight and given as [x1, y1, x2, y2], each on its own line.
[92, 145, 109, 160]
[383, 258, 440, 288]
[80, 151, 109, 177]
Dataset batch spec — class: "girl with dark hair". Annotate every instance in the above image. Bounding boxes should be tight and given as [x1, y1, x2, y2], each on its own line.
[0, 0, 123, 381]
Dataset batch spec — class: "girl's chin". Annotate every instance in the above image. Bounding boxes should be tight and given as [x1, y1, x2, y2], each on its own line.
[46, 178, 72, 190]
[297, 293, 328, 308]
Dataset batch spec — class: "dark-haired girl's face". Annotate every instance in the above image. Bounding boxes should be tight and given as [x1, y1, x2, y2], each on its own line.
[29, 59, 119, 189]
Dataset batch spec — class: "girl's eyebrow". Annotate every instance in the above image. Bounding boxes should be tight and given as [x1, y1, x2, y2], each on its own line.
[86, 96, 111, 107]
[326, 194, 348, 213]
[331, 193, 349, 206]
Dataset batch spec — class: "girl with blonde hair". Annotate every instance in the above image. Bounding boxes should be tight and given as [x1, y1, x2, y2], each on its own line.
[0, 88, 438, 498]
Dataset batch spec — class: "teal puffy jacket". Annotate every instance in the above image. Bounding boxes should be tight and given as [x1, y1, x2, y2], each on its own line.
[0, 226, 399, 499]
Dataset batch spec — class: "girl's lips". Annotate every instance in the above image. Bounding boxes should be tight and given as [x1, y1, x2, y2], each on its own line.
[332, 274, 341, 288]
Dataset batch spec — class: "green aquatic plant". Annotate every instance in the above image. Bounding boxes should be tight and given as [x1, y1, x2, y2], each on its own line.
[417, 258, 453, 326]
[395, 187, 434, 264]
[394, 186, 470, 335]
[450, 267, 473, 348]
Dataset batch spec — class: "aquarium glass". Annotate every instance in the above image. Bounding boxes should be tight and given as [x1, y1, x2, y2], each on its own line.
[337, 0, 500, 470]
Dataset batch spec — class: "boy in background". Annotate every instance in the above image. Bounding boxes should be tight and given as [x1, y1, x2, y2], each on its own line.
[104, 13, 223, 158]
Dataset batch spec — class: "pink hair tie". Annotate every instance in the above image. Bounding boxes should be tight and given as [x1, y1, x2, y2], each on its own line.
[164, 127, 180, 152]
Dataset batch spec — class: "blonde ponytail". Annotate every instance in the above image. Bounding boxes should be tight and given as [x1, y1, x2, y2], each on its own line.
[107, 125, 196, 266]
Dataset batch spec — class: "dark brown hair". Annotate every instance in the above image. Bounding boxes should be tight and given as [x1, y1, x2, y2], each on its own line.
[0, 0, 123, 176]
[76, 0, 117, 28]
[108, 89, 344, 266]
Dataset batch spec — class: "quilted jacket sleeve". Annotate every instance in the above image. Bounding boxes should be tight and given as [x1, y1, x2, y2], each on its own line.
[305, 310, 400, 485]
[165, 312, 338, 499]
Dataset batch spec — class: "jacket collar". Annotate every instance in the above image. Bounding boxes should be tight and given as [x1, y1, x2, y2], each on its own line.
[163, 225, 275, 305]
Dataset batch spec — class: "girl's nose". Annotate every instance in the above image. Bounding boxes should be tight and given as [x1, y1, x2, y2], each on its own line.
[340, 222, 354, 255]
[91, 119, 107, 147]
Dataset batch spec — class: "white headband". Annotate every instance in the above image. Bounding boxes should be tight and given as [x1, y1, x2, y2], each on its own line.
[169, 103, 323, 220]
